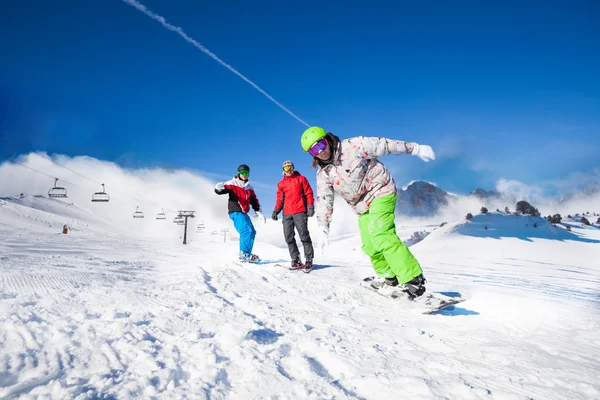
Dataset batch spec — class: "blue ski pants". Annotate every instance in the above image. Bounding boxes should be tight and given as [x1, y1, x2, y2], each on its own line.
[229, 212, 256, 253]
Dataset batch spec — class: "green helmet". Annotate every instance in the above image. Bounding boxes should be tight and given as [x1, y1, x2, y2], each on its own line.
[301, 126, 326, 152]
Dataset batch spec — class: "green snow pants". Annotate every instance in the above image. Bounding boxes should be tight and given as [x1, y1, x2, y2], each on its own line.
[358, 193, 422, 283]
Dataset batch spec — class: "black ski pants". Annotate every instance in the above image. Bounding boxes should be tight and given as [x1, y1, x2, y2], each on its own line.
[282, 212, 314, 263]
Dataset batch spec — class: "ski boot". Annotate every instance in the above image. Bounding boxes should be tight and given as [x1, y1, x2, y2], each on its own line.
[369, 276, 399, 290]
[239, 251, 260, 263]
[303, 261, 314, 273]
[398, 274, 427, 299]
[290, 260, 304, 270]
[363, 276, 399, 296]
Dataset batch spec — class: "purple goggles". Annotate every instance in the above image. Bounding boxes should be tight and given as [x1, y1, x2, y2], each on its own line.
[308, 139, 327, 156]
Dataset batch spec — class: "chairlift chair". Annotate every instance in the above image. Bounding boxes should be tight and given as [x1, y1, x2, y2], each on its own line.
[156, 208, 167, 220]
[133, 206, 144, 218]
[91, 183, 110, 202]
[173, 216, 184, 224]
[48, 178, 67, 198]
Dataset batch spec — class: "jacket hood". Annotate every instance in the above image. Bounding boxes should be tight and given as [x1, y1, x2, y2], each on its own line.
[234, 175, 249, 186]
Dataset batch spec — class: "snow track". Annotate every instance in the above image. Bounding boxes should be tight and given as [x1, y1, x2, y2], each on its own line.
[1, 206, 599, 398]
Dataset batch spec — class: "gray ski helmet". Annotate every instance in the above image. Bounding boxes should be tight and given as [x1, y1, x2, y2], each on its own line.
[237, 164, 250, 173]
[282, 160, 294, 171]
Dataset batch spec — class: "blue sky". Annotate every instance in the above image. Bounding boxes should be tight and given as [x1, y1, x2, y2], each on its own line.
[1, 0, 599, 211]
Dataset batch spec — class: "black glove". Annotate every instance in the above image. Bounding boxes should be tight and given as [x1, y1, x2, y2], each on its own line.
[271, 210, 280, 221]
[307, 205, 315, 217]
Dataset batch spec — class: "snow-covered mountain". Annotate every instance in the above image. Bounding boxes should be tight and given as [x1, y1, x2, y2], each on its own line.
[556, 184, 600, 205]
[396, 180, 600, 218]
[1, 197, 598, 399]
[396, 181, 457, 217]
[395, 181, 514, 217]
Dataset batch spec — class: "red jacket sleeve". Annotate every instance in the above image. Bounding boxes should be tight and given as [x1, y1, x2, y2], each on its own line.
[301, 176, 315, 206]
[274, 181, 284, 212]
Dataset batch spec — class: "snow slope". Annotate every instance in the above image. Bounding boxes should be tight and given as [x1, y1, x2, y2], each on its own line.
[0, 194, 123, 234]
[1, 200, 599, 399]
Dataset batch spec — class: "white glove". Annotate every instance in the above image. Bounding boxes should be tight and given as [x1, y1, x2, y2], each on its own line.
[256, 211, 266, 224]
[215, 182, 225, 191]
[411, 143, 435, 162]
[317, 226, 329, 254]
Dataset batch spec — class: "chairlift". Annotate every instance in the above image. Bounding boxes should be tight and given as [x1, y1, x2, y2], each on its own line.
[48, 178, 67, 198]
[91, 183, 110, 202]
[156, 208, 167, 220]
[133, 206, 144, 218]
[173, 215, 184, 225]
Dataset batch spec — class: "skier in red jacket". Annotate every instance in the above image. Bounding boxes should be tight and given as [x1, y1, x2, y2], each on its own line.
[272, 161, 315, 270]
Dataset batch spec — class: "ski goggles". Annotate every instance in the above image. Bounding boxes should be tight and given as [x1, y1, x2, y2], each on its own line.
[238, 169, 250, 176]
[308, 138, 327, 156]
[283, 164, 294, 172]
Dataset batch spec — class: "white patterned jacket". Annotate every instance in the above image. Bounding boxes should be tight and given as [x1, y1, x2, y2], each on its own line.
[315, 134, 413, 229]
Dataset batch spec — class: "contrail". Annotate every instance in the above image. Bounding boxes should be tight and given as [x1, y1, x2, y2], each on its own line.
[121, 0, 310, 127]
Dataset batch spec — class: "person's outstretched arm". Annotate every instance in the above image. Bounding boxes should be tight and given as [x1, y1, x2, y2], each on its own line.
[348, 136, 435, 162]
[214, 179, 233, 195]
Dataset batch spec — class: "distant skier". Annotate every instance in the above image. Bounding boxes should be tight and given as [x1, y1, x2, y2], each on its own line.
[272, 160, 315, 271]
[300, 126, 435, 298]
[215, 164, 265, 262]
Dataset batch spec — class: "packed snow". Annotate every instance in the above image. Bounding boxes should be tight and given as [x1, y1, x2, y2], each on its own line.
[1, 194, 599, 399]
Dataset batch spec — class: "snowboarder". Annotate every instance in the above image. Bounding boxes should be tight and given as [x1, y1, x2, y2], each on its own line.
[272, 160, 315, 270]
[215, 164, 265, 262]
[300, 126, 435, 298]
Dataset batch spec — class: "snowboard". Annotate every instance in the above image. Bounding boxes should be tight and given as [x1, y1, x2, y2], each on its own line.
[361, 276, 465, 314]
[235, 255, 265, 265]
[239, 258, 260, 264]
